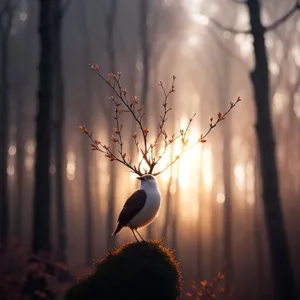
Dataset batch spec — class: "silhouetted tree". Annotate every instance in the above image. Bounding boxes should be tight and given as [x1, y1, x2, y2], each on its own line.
[139, 0, 150, 109]
[0, 0, 12, 248]
[32, 0, 55, 253]
[14, 17, 27, 241]
[211, 1, 300, 298]
[80, 0, 93, 264]
[52, 0, 71, 263]
[162, 138, 175, 238]
[247, 2, 298, 298]
[106, 0, 119, 248]
[171, 163, 180, 253]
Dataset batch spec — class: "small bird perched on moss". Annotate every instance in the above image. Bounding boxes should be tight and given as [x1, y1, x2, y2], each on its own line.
[112, 174, 161, 242]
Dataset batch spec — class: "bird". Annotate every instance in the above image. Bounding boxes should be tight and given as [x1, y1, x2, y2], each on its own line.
[112, 174, 161, 242]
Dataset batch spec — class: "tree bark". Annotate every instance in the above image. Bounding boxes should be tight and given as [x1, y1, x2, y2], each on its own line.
[171, 163, 180, 254]
[15, 82, 25, 241]
[32, 0, 54, 253]
[140, 0, 153, 239]
[162, 141, 175, 238]
[52, 0, 67, 263]
[246, 1, 297, 298]
[106, 0, 118, 247]
[80, 0, 93, 264]
[139, 0, 150, 109]
[0, 0, 12, 249]
[222, 116, 233, 293]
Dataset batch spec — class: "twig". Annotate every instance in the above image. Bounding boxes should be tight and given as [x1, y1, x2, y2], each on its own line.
[80, 66, 241, 177]
[152, 97, 242, 176]
[209, 0, 300, 35]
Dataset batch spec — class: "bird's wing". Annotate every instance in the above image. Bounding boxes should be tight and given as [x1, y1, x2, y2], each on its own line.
[117, 189, 147, 226]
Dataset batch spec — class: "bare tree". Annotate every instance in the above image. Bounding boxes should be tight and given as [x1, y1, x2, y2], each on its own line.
[52, 0, 71, 263]
[139, 0, 150, 109]
[0, 0, 12, 248]
[32, 0, 55, 253]
[79, 0, 94, 264]
[105, 0, 119, 248]
[210, 1, 300, 298]
[162, 137, 175, 238]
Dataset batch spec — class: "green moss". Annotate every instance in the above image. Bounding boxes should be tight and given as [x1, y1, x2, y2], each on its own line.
[64, 240, 182, 300]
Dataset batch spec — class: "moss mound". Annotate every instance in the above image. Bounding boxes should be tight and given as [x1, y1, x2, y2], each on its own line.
[64, 240, 182, 300]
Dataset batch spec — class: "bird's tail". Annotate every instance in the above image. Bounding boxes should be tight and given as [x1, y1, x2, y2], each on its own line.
[111, 223, 123, 236]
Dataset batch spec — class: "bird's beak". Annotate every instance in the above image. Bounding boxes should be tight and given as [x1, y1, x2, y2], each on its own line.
[137, 176, 143, 181]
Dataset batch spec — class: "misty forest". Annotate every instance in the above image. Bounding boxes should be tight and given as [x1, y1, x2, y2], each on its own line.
[1, 0, 300, 299]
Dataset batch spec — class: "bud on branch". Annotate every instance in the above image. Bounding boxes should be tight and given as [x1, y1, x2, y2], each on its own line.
[81, 64, 242, 176]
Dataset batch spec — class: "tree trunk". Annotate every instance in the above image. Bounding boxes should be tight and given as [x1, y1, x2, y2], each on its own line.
[171, 163, 180, 254]
[196, 98, 205, 278]
[222, 116, 233, 293]
[139, 0, 150, 109]
[106, 0, 118, 247]
[246, 1, 297, 298]
[15, 85, 25, 241]
[162, 141, 175, 238]
[81, 0, 93, 264]
[52, 0, 67, 263]
[0, 0, 12, 248]
[32, 0, 54, 253]
[162, 176, 173, 238]
[254, 153, 267, 299]
[83, 145, 92, 263]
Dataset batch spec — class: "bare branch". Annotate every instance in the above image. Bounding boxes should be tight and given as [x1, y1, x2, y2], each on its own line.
[211, 1, 299, 35]
[153, 97, 242, 176]
[209, 17, 251, 35]
[207, 27, 248, 72]
[265, 1, 300, 32]
[231, 0, 247, 3]
[81, 66, 241, 177]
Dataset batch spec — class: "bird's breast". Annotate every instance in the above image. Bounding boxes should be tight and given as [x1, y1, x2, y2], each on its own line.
[128, 189, 161, 229]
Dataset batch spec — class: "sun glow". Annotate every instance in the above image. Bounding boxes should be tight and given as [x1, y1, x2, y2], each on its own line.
[234, 164, 245, 191]
[202, 147, 213, 189]
[129, 124, 206, 191]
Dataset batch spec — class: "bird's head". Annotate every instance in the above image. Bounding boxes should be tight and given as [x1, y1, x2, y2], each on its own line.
[137, 174, 158, 189]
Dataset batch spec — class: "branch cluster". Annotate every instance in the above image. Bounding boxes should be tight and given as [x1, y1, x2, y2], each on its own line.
[79, 64, 241, 176]
[210, 0, 300, 35]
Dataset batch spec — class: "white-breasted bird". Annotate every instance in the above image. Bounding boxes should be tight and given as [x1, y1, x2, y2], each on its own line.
[112, 174, 161, 242]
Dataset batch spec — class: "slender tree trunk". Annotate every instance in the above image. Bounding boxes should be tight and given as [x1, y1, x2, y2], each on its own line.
[0, 1, 12, 248]
[210, 140, 220, 275]
[139, 0, 150, 109]
[52, 1, 67, 263]
[139, 0, 152, 239]
[106, 0, 118, 247]
[162, 176, 173, 238]
[287, 81, 299, 197]
[247, 1, 297, 298]
[15, 87, 25, 241]
[162, 141, 175, 238]
[196, 98, 205, 278]
[32, 0, 54, 253]
[223, 116, 233, 293]
[81, 0, 93, 264]
[171, 163, 180, 253]
[254, 152, 267, 299]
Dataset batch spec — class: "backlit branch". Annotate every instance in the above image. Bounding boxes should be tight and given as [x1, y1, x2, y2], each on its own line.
[80, 64, 241, 176]
[210, 0, 300, 35]
[153, 97, 242, 176]
[209, 17, 251, 35]
[265, 1, 300, 32]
